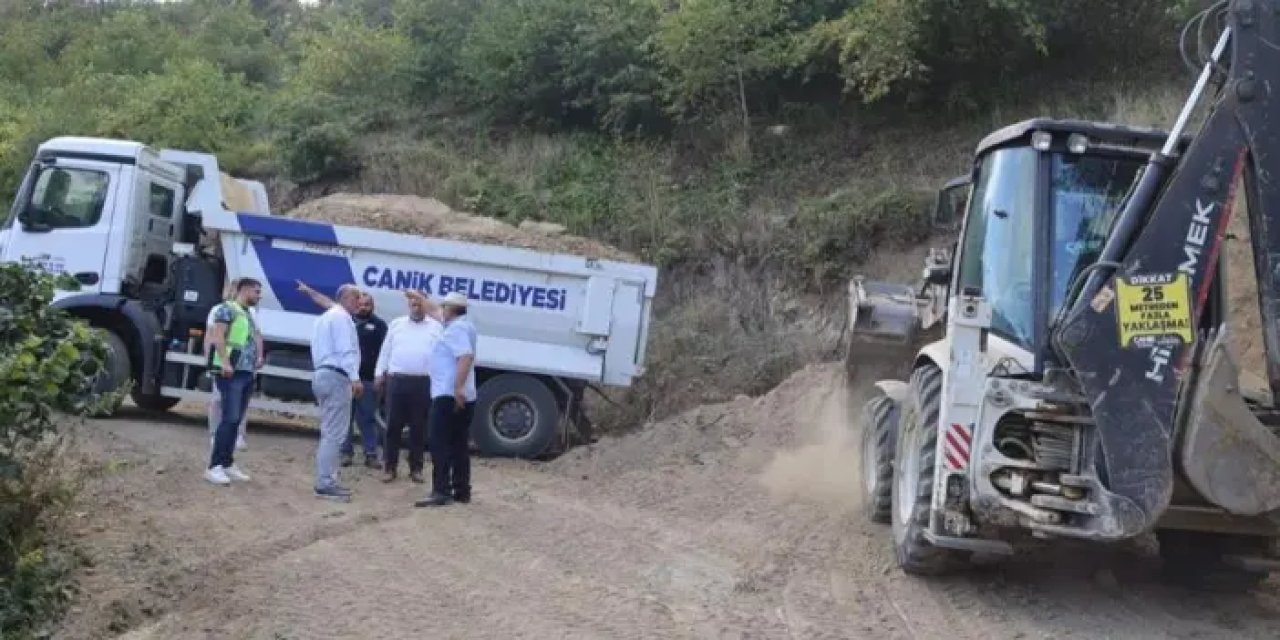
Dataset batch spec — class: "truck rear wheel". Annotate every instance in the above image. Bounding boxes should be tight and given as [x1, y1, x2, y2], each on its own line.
[861, 393, 899, 524]
[1157, 530, 1274, 592]
[472, 374, 560, 458]
[89, 329, 130, 417]
[891, 363, 968, 575]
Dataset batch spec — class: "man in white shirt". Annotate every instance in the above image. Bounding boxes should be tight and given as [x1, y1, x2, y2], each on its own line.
[374, 291, 444, 483]
[204, 278, 260, 452]
[415, 291, 478, 507]
[310, 284, 364, 501]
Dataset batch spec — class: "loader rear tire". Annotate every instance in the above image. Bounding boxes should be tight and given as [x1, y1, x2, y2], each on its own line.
[1157, 530, 1274, 592]
[890, 363, 968, 575]
[861, 394, 899, 524]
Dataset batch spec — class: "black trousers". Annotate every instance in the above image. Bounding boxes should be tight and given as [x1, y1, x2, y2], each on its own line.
[429, 396, 474, 499]
[384, 375, 430, 473]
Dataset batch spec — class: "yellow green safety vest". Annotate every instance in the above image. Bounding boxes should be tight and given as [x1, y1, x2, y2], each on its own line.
[211, 301, 253, 368]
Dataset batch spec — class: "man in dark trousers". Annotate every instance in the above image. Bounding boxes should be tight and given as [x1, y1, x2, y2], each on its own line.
[416, 291, 477, 507]
[296, 281, 387, 469]
[374, 291, 442, 483]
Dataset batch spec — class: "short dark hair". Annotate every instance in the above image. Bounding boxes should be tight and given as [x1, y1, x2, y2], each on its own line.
[452, 307, 467, 317]
[236, 277, 261, 291]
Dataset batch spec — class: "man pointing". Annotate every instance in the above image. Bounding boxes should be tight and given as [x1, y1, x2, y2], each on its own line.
[310, 284, 364, 501]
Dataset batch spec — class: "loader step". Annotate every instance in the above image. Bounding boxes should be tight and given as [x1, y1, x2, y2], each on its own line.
[924, 531, 1014, 555]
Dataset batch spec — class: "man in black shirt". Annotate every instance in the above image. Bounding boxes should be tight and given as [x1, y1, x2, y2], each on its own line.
[297, 282, 388, 469]
[344, 292, 388, 467]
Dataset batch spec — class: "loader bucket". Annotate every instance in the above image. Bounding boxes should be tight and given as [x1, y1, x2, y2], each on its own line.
[1180, 331, 1280, 516]
[843, 277, 922, 388]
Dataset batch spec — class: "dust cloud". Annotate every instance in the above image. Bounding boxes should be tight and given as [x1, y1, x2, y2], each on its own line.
[758, 372, 866, 513]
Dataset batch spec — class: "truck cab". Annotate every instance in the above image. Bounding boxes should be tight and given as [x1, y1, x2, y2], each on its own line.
[2, 137, 270, 412]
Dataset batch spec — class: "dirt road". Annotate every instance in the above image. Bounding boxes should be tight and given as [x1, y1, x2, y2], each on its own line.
[55, 364, 1280, 640]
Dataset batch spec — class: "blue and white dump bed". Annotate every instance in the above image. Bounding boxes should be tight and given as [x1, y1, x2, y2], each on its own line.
[201, 208, 658, 387]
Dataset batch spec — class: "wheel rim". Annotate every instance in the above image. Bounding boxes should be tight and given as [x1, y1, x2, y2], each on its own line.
[490, 393, 539, 443]
[895, 406, 921, 527]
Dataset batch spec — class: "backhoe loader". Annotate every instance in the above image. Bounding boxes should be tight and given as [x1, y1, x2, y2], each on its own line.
[850, 0, 1280, 590]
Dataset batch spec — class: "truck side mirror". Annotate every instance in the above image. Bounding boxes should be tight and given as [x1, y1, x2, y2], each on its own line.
[932, 176, 970, 232]
[925, 264, 951, 285]
[14, 162, 53, 233]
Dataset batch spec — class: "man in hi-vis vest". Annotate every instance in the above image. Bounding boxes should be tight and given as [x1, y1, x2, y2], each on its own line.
[205, 278, 264, 486]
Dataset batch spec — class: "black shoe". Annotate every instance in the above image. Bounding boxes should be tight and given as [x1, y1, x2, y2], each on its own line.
[414, 493, 453, 508]
[453, 493, 471, 504]
[340, 452, 354, 467]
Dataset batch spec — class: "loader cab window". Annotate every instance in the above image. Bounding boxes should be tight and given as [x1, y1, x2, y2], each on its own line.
[1048, 153, 1144, 321]
[19, 167, 109, 230]
[957, 146, 1038, 347]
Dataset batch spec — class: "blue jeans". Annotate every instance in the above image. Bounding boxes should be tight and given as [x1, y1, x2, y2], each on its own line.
[342, 379, 380, 457]
[210, 371, 254, 469]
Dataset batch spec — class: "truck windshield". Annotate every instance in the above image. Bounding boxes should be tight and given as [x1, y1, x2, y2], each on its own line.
[18, 167, 110, 230]
[1048, 153, 1145, 321]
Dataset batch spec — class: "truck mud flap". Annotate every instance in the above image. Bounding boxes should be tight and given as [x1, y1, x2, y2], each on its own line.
[844, 277, 923, 384]
[1180, 332, 1280, 516]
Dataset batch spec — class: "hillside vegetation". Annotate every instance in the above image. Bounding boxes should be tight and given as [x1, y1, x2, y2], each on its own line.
[0, 0, 1199, 425]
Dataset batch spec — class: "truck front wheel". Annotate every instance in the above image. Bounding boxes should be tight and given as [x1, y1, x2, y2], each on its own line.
[472, 374, 560, 458]
[131, 390, 181, 412]
[88, 329, 130, 417]
[890, 364, 968, 575]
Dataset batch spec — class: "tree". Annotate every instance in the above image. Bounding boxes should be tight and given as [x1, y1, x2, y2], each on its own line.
[654, 0, 798, 149]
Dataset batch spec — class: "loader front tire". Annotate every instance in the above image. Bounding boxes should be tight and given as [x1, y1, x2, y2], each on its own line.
[1157, 530, 1274, 592]
[890, 363, 967, 575]
[861, 393, 899, 524]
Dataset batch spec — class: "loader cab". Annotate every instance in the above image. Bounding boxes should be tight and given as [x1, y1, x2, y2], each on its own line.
[948, 119, 1185, 373]
[3, 137, 189, 301]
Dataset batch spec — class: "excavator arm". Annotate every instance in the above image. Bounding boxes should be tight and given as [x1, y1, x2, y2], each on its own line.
[1052, 0, 1280, 535]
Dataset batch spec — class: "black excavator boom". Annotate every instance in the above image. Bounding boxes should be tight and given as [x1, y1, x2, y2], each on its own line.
[1051, 0, 1280, 536]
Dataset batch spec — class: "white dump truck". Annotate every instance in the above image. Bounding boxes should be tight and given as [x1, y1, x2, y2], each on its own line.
[0, 136, 659, 458]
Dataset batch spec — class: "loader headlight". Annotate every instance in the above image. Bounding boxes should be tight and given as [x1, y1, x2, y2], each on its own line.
[1031, 131, 1053, 151]
[1067, 133, 1090, 154]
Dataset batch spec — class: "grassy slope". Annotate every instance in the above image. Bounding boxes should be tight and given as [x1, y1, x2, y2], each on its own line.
[271, 76, 1191, 431]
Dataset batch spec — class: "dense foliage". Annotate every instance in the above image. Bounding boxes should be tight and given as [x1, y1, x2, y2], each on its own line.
[0, 0, 1191, 195]
[0, 264, 114, 638]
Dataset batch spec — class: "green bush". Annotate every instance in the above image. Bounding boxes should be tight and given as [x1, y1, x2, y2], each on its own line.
[789, 185, 935, 285]
[0, 264, 116, 638]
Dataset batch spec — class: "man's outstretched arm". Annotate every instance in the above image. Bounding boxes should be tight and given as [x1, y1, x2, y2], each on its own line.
[297, 280, 335, 310]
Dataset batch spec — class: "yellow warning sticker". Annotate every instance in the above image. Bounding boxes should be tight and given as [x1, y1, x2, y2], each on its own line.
[1114, 272, 1194, 348]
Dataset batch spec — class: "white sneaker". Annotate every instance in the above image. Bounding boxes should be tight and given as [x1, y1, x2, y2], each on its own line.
[225, 465, 250, 482]
[205, 466, 231, 485]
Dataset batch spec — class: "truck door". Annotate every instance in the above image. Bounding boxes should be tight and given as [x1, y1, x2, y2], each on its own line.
[2, 159, 121, 294]
[131, 170, 183, 292]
